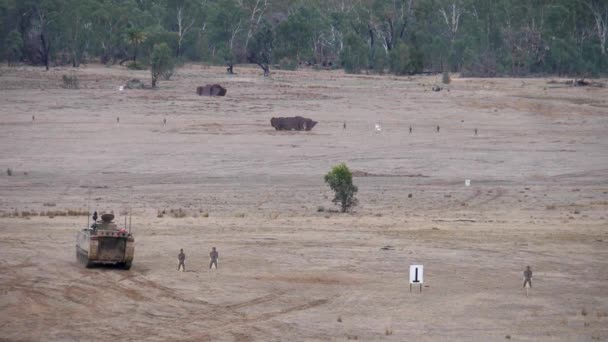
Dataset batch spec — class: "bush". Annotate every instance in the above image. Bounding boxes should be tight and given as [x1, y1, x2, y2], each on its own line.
[442, 70, 451, 84]
[150, 43, 174, 87]
[125, 79, 145, 89]
[62, 74, 79, 89]
[324, 163, 358, 213]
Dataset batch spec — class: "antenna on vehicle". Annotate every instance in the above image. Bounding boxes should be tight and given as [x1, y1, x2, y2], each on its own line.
[128, 188, 133, 234]
[86, 188, 91, 229]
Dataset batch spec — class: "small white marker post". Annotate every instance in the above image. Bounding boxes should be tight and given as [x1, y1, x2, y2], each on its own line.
[465, 179, 471, 187]
[409, 264, 424, 292]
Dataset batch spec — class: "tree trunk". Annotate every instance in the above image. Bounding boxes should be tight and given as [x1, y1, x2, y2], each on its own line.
[40, 34, 50, 71]
[256, 63, 270, 77]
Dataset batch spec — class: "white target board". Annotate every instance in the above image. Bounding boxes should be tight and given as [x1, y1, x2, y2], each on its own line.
[465, 179, 471, 186]
[374, 123, 382, 132]
[409, 265, 424, 284]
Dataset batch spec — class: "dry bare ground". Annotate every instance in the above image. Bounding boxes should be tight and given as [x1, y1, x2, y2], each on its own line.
[0, 64, 607, 341]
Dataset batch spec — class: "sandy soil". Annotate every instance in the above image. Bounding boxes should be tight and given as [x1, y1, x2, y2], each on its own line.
[0, 64, 607, 341]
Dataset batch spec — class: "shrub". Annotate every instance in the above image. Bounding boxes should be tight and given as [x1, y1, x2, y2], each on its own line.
[324, 163, 358, 213]
[442, 70, 451, 84]
[125, 79, 145, 89]
[62, 75, 79, 89]
[169, 208, 187, 218]
[151, 43, 174, 88]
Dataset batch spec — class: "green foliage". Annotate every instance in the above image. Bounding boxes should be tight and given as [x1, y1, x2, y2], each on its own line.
[150, 43, 173, 87]
[324, 163, 358, 213]
[389, 43, 414, 75]
[216, 44, 236, 68]
[126, 28, 147, 66]
[342, 33, 368, 74]
[274, 6, 317, 63]
[5, 30, 22, 65]
[207, 0, 244, 62]
[143, 29, 178, 61]
[370, 45, 388, 74]
[0, 0, 606, 76]
[247, 19, 274, 76]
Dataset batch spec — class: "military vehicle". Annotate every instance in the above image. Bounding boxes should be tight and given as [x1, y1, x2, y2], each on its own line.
[76, 213, 134, 269]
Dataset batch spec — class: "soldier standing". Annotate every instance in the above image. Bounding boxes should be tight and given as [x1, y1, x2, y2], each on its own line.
[523, 266, 532, 288]
[436, 125, 440, 133]
[409, 125, 412, 134]
[209, 247, 219, 269]
[178, 249, 186, 271]
[474, 128, 478, 135]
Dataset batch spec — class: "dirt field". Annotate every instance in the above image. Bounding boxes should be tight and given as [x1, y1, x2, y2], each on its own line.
[1, 64, 607, 341]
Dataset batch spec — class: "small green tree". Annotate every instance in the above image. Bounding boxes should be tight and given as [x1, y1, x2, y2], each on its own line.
[150, 43, 173, 88]
[324, 163, 358, 213]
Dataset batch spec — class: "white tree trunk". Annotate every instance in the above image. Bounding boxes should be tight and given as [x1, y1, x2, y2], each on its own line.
[587, 0, 608, 55]
[176, 7, 195, 57]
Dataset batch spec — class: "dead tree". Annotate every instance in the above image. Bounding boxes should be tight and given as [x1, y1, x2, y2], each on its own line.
[586, 0, 608, 55]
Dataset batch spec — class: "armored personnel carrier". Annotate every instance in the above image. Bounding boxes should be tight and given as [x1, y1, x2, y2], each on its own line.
[76, 213, 134, 269]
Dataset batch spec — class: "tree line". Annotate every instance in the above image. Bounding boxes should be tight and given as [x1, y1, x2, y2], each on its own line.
[1, 0, 606, 77]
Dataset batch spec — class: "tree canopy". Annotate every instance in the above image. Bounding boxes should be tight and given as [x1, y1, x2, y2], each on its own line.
[1, 0, 606, 76]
